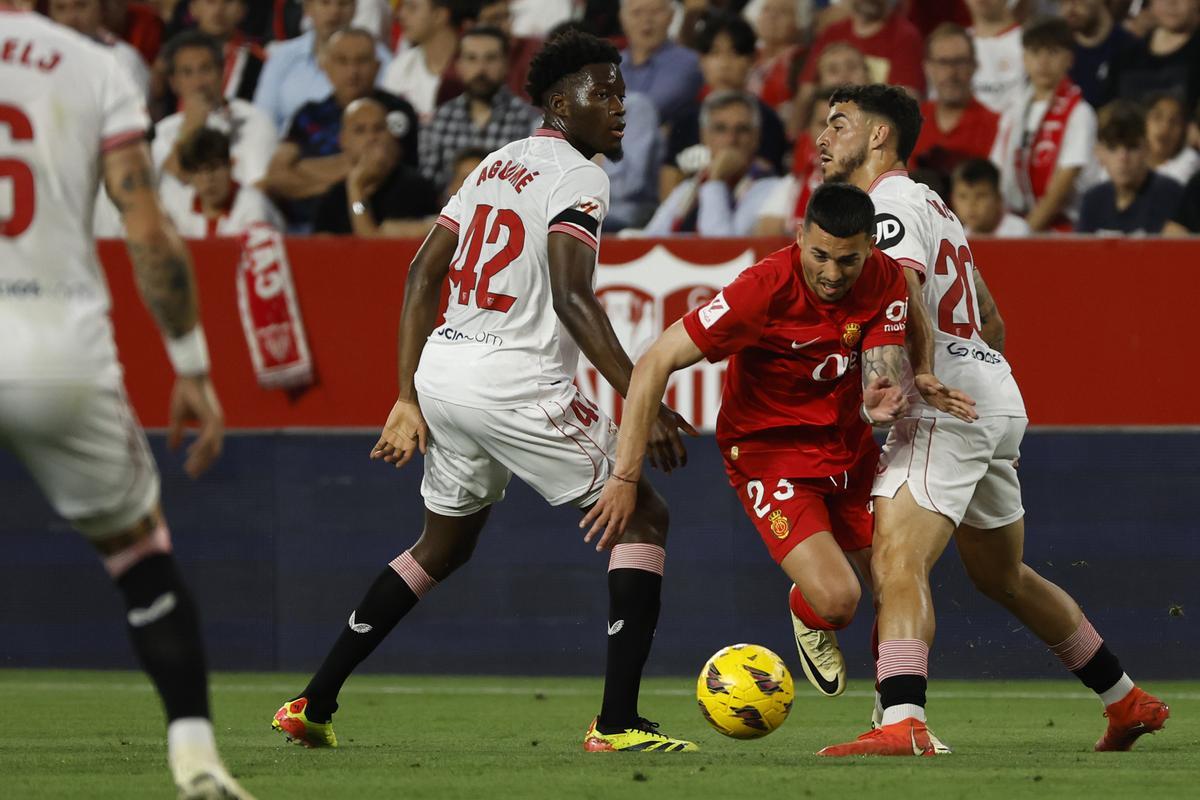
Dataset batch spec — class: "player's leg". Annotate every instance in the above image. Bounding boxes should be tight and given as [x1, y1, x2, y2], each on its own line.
[0, 384, 250, 798]
[275, 396, 508, 746]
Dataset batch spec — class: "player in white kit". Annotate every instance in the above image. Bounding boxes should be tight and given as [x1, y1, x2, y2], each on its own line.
[0, 4, 252, 797]
[272, 31, 698, 754]
[811, 85, 1168, 756]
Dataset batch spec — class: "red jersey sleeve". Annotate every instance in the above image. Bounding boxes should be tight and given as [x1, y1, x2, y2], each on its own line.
[682, 261, 784, 362]
[860, 253, 910, 351]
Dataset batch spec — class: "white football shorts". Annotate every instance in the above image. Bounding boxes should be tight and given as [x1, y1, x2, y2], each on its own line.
[0, 382, 160, 539]
[418, 386, 617, 516]
[872, 415, 1026, 529]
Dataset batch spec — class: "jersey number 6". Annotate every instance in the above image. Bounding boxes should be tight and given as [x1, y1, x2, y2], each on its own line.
[448, 204, 523, 313]
[0, 104, 35, 238]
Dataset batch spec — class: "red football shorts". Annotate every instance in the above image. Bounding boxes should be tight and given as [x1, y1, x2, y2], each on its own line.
[727, 452, 876, 564]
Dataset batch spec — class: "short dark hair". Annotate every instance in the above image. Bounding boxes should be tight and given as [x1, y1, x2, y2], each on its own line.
[461, 25, 509, 56]
[162, 30, 222, 74]
[952, 158, 1001, 192]
[924, 22, 974, 61]
[525, 29, 621, 109]
[828, 84, 924, 162]
[695, 12, 757, 57]
[178, 127, 231, 173]
[804, 183, 876, 239]
[1097, 99, 1146, 148]
[1022, 16, 1074, 51]
[434, 0, 479, 29]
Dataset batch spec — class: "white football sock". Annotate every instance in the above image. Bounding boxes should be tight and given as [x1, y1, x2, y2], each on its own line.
[1099, 673, 1135, 707]
[881, 703, 927, 726]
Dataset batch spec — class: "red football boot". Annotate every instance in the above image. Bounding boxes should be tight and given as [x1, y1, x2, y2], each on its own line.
[1095, 687, 1169, 752]
[818, 718, 940, 757]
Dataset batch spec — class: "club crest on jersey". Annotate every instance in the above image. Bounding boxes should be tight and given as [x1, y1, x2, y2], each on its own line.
[574, 196, 604, 221]
[842, 322, 861, 347]
[768, 509, 789, 539]
[874, 213, 905, 249]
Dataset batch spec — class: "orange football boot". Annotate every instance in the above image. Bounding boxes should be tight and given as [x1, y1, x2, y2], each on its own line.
[818, 718, 940, 757]
[1095, 687, 1169, 752]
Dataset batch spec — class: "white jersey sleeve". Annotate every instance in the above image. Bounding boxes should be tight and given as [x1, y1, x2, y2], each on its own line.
[872, 181, 937, 279]
[100, 55, 151, 153]
[545, 163, 609, 252]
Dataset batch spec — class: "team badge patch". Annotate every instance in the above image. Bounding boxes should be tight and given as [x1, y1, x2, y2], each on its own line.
[698, 291, 730, 329]
[768, 509, 789, 539]
[874, 213, 905, 249]
[573, 196, 604, 221]
[842, 322, 861, 347]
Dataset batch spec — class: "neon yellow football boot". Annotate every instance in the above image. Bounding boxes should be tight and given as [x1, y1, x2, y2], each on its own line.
[271, 697, 338, 748]
[582, 717, 698, 752]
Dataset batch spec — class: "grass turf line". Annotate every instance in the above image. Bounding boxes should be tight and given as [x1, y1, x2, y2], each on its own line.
[1, 670, 1195, 799]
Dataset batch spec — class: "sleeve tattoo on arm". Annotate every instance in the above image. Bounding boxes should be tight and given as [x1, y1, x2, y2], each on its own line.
[973, 269, 1005, 353]
[862, 344, 907, 387]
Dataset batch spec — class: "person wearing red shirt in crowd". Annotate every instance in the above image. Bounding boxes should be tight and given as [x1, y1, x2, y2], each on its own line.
[106, 0, 164, 64]
[476, 0, 541, 102]
[909, 24, 999, 187]
[584, 183, 912, 699]
[748, 0, 808, 118]
[902, 0, 971, 37]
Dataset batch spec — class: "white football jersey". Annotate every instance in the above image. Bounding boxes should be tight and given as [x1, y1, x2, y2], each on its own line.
[869, 171, 1026, 419]
[0, 12, 150, 385]
[415, 128, 609, 408]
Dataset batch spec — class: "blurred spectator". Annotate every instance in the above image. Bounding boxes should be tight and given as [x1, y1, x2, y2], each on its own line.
[418, 27, 540, 193]
[154, 32, 277, 190]
[510, 0, 574, 38]
[48, 0, 151, 95]
[905, 0, 972, 36]
[352, 0, 396, 42]
[253, 0, 392, 134]
[220, 0, 391, 43]
[1108, 0, 1200, 115]
[1061, 0, 1136, 108]
[662, 13, 787, 200]
[1077, 100, 1184, 233]
[476, 0, 541, 101]
[797, 1, 925, 104]
[383, 0, 466, 121]
[441, 146, 489, 203]
[813, 40, 870, 87]
[313, 97, 440, 236]
[619, 0, 705, 129]
[910, 23, 999, 184]
[747, 0, 808, 116]
[965, 0, 1024, 114]
[755, 87, 834, 238]
[1163, 170, 1200, 233]
[163, 127, 283, 237]
[106, 0, 164, 63]
[1145, 93, 1200, 184]
[950, 158, 1032, 236]
[643, 90, 781, 235]
[604, 92, 663, 231]
[991, 18, 1097, 231]
[264, 28, 418, 230]
[186, 0, 265, 101]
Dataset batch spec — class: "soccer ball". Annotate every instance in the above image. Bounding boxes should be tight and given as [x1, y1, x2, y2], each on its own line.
[696, 643, 794, 739]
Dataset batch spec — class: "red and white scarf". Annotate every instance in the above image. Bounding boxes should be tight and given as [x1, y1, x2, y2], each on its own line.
[1016, 77, 1082, 216]
[236, 224, 314, 390]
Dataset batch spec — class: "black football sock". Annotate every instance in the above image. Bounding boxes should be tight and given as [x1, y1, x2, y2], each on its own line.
[301, 563, 425, 721]
[1048, 616, 1130, 702]
[116, 553, 210, 721]
[1072, 645, 1126, 695]
[597, 558, 663, 733]
[878, 675, 927, 712]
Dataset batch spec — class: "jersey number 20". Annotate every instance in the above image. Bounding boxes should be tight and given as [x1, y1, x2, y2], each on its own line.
[934, 239, 979, 339]
[448, 204, 523, 313]
[0, 104, 35, 237]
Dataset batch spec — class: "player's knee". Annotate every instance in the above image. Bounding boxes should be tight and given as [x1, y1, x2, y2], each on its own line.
[625, 489, 669, 547]
[965, 561, 1022, 604]
[807, 581, 860, 628]
[92, 513, 173, 578]
[410, 535, 477, 580]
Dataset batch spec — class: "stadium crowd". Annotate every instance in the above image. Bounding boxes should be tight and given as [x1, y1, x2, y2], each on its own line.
[47, 0, 1200, 238]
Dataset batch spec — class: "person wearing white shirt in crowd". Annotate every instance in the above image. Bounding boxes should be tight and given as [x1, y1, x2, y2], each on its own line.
[509, 0, 574, 38]
[965, 0, 1025, 113]
[1145, 92, 1200, 186]
[351, 0, 395, 42]
[383, 0, 464, 120]
[644, 90, 780, 236]
[950, 158, 1032, 237]
[47, 0, 150, 97]
[153, 32, 277, 195]
[164, 128, 283, 238]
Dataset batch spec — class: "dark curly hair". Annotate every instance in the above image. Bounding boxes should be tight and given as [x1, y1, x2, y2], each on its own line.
[829, 84, 924, 163]
[524, 29, 621, 109]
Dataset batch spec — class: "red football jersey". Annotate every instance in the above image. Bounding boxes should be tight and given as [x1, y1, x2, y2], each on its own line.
[682, 244, 909, 479]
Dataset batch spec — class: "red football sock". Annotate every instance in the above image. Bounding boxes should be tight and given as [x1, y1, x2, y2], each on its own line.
[788, 584, 842, 631]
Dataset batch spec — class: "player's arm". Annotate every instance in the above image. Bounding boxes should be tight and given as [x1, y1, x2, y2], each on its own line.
[902, 267, 978, 422]
[548, 232, 695, 473]
[973, 267, 1006, 354]
[103, 140, 223, 478]
[860, 345, 908, 426]
[581, 321, 704, 549]
[370, 223, 459, 469]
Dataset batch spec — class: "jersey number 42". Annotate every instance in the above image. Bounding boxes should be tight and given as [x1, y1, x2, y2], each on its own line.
[448, 204, 524, 313]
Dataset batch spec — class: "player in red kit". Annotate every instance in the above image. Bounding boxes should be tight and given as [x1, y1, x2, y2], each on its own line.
[583, 183, 911, 697]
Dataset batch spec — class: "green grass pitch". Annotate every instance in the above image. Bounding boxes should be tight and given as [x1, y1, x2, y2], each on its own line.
[1, 670, 1195, 799]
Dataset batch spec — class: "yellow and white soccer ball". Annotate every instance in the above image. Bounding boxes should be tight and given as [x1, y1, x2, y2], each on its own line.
[696, 643, 794, 739]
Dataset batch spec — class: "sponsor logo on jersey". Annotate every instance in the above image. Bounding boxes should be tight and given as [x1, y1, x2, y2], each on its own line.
[946, 341, 1002, 364]
[698, 291, 730, 329]
[874, 213, 905, 249]
[841, 322, 861, 347]
[435, 326, 503, 346]
[812, 351, 858, 381]
[791, 337, 820, 350]
[768, 509, 790, 539]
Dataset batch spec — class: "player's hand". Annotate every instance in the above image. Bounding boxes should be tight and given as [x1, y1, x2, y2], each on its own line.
[370, 398, 427, 469]
[863, 376, 907, 425]
[167, 375, 224, 479]
[647, 404, 699, 473]
[914, 372, 978, 423]
[580, 476, 639, 551]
